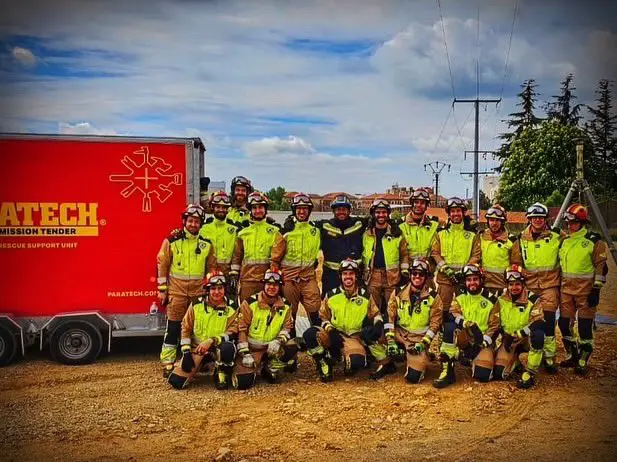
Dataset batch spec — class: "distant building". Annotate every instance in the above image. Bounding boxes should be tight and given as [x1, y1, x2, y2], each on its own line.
[208, 181, 226, 194]
[482, 175, 500, 201]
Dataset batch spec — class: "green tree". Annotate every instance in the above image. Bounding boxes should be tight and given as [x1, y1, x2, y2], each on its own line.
[544, 189, 565, 207]
[496, 79, 544, 168]
[544, 73, 583, 126]
[479, 190, 492, 210]
[497, 120, 593, 211]
[586, 78, 617, 196]
[264, 186, 288, 211]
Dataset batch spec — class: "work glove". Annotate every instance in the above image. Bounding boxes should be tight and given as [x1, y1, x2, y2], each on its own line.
[468, 324, 484, 345]
[588, 286, 601, 308]
[267, 339, 282, 356]
[157, 290, 168, 306]
[502, 333, 514, 353]
[442, 265, 455, 279]
[242, 352, 256, 368]
[387, 338, 400, 357]
[181, 350, 195, 373]
[169, 228, 184, 240]
[228, 273, 239, 298]
[413, 335, 432, 354]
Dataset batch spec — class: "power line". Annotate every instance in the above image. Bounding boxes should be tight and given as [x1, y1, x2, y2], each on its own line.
[498, 0, 520, 101]
[430, 106, 454, 154]
[476, 0, 481, 99]
[424, 161, 451, 205]
[436, 0, 456, 100]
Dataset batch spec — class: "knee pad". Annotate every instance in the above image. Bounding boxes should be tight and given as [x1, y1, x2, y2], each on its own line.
[492, 365, 506, 380]
[348, 354, 367, 372]
[543, 311, 556, 336]
[303, 327, 320, 349]
[578, 318, 593, 340]
[442, 322, 456, 343]
[558, 316, 571, 336]
[217, 342, 236, 365]
[473, 365, 492, 383]
[530, 329, 545, 350]
[280, 343, 299, 362]
[163, 320, 182, 345]
[404, 367, 424, 384]
[167, 372, 189, 390]
[233, 372, 256, 390]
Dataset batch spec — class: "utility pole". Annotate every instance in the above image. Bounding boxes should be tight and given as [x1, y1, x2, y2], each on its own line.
[453, 98, 501, 217]
[424, 161, 451, 207]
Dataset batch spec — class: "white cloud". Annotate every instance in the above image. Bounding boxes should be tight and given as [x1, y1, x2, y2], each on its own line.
[11, 46, 37, 67]
[58, 122, 117, 135]
[245, 135, 316, 158]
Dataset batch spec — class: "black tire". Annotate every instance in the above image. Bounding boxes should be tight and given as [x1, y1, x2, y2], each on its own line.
[0, 324, 18, 367]
[49, 320, 103, 365]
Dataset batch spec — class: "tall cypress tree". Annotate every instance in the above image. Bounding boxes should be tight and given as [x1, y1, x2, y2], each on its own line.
[544, 73, 583, 125]
[586, 79, 617, 194]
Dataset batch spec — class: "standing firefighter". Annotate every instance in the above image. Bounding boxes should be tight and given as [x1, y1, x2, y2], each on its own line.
[380, 258, 443, 383]
[273, 193, 322, 326]
[431, 197, 481, 316]
[362, 198, 409, 313]
[233, 269, 298, 389]
[492, 265, 545, 389]
[302, 259, 388, 382]
[227, 176, 253, 228]
[434, 264, 500, 388]
[318, 195, 366, 295]
[511, 202, 563, 373]
[199, 192, 237, 281]
[478, 204, 515, 292]
[167, 271, 239, 390]
[230, 191, 285, 302]
[157, 204, 217, 377]
[399, 187, 440, 267]
[558, 204, 608, 375]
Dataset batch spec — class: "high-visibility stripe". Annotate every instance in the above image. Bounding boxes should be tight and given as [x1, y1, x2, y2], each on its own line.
[170, 273, 205, 281]
[244, 259, 270, 265]
[157, 277, 167, 284]
[281, 260, 315, 268]
[525, 266, 558, 272]
[562, 272, 594, 279]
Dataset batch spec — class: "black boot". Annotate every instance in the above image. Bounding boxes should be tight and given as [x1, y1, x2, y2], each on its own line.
[369, 361, 396, 380]
[213, 367, 230, 390]
[517, 370, 536, 389]
[560, 339, 579, 368]
[575, 343, 593, 376]
[433, 357, 456, 389]
[314, 353, 334, 383]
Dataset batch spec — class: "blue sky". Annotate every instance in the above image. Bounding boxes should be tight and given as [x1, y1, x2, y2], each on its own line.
[1, 0, 616, 196]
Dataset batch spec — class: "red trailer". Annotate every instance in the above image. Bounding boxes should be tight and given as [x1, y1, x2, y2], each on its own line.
[0, 134, 207, 365]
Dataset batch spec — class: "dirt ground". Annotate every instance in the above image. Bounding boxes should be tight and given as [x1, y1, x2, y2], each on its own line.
[1, 258, 617, 461]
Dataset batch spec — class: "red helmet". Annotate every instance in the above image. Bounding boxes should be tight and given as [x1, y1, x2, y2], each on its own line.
[209, 191, 232, 208]
[182, 204, 206, 222]
[564, 203, 589, 223]
[204, 270, 227, 289]
[485, 204, 507, 221]
[505, 264, 525, 283]
[247, 191, 269, 208]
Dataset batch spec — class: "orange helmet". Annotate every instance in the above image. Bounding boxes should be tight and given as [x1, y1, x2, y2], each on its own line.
[262, 268, 284, 285]
[505, 264, 524, 283]
[247, 191, 269, 208]
[204, 270, 226, 289]
[564, 203, 589, 223]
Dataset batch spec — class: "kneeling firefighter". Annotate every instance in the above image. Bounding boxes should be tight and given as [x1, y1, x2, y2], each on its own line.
[492, 265, 545, 389]
[434, 263, 500, 388]
[302, 258, 388, 382]
[378, 258, 443, 383]
[233, 269, 298, 389]
[167, 271, 239, 390]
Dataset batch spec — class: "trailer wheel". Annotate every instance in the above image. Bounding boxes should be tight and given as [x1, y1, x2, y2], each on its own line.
[0, 324, 18, 367]
[50, 320, 103, 365]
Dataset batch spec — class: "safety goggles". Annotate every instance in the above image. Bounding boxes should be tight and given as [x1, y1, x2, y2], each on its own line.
[410, 259, 430, 274]
[292, 194, 312, 207]
[206, 274, 227, 286]
[411, 189, 431, 201]
[185, 204, 205, 217]
[564, 212, 578, 222]
[447, 198, 465, 209]
[232, 176, 251, 187]
[371, 199, 390, 209]
[486, 207, 506, 219]
[462, 264, 481, 277]
[339, 259, 360, 272]
[526, 205, 547, 217]
[263, 271, 283, 284]
[210, 193, 231, 206]
[505, 270, 523, 282]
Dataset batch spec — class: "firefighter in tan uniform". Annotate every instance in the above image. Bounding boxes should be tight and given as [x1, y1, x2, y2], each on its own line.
[227, 176, 252, 228]
[431, 197, 481, 317]
[157, 204, 217, 377]
[558, 204, 608, 375]
[302, 259, 389, 382]
[199, 192, 237, 290]
[362, 198, 409, 313]
[399, 188, 440, 284]
[233, 269, 298, 389]
[272, 193, 321, 326]
[380, 258, 443, 383]
[492, 265, 545, 389]
[230, 191, 285, 302]
[167, 271, 239, 390]
[511, 202, 564, 373]
[478, 205, 515, 292]
[434, 264, 500, 388]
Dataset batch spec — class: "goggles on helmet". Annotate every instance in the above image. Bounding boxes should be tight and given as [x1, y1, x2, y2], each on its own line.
[210, 192, 231, 207]
[263, 269, 283, 284]
[505, 266, 524, 283]
[292, 193, 313, 208]
[447, 197, 466, 210]
[205, 272, 227, 288]
[339, 258, 360, 273]
[525, 203, 548, 218]
[410, 188, 431, 202]
[410, 258, 430, 275]
[485, 205, 507, 221]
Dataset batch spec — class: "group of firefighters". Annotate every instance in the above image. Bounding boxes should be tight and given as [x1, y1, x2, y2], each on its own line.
[155, 176, 609, 391]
